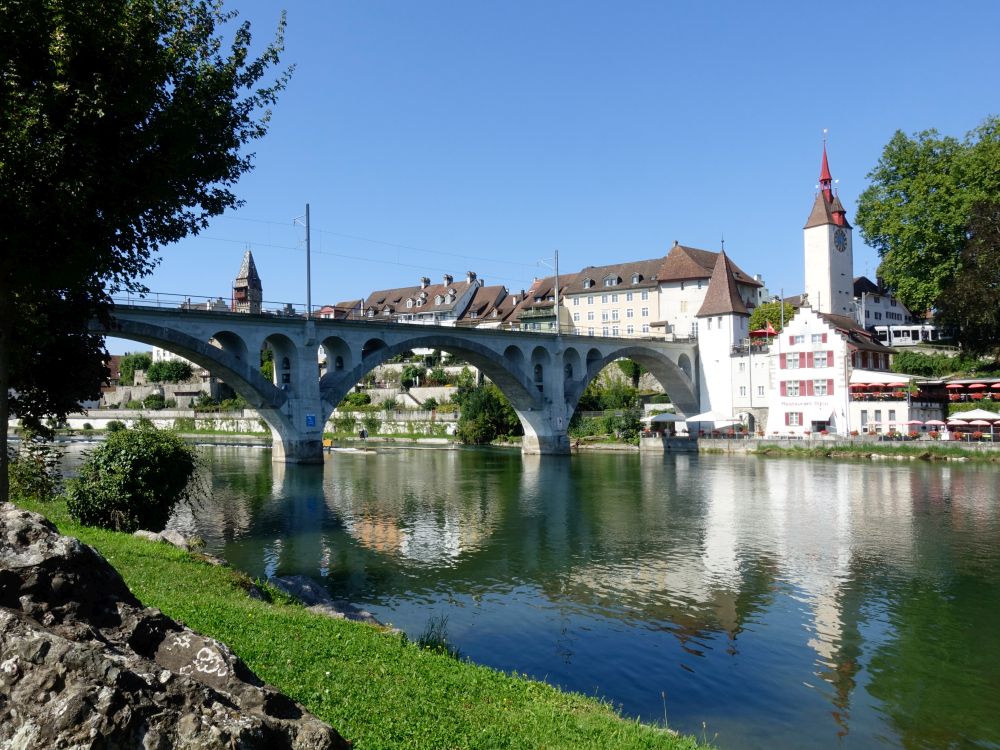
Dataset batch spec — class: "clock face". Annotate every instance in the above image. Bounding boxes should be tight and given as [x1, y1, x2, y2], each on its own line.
[834, 228, 848, 252]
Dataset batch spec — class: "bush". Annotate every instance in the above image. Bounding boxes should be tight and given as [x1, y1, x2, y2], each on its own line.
[340, 391, 371, 409]
[422, 397, 438, 411]
[82, 423, 93, 431]
[455, 384, 521, 445]
[361, 414, 381, 436]
[118, 352, 152, 386]
[143, 393, 167, 410]
[333, 414, 356, 434]
[648, 394, 671, 404]
[125, 399, 144, 409]
[173, 417, 196, 432]
[7, 435, 62, 502]
[146, 360, 194, 383]
[66, 424, 197, 532]
[379, 397, 397, 414]
[106, 420, 126, 432]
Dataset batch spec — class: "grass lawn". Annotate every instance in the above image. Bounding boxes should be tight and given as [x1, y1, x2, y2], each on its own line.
[13, 497, 709, 750]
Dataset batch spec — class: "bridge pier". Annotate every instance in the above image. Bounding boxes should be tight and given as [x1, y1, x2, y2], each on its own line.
[269, 433, 324, 464]
[521, 432, 571, 455]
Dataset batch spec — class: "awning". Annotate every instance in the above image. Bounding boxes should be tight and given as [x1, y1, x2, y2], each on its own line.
[640, 413, 685, 423]
[684, 410, 739, 424]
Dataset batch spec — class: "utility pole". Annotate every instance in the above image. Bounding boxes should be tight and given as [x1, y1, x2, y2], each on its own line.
[305, 203, 312, 320]
[553, 248, 560, 336]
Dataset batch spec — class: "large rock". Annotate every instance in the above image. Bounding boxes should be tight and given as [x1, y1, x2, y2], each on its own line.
[0, 503, 350, 749]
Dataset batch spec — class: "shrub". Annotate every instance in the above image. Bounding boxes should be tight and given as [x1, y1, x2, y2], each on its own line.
[334, 414, 356, 434]
[66, 424, 197, 532]
[125, 399, 144, 409]
[173, 417, 196, 432]
[340, 391, 371, 409]
[380, 397, 397, 414]
[106, 420, 126, 432]
[422, 397, 438, 411]
[648, 394, 671, 404]
[361, 414, 381, 436]
[425, 367, 449, 386]
[146, 360, 194, 383]
[7, 434, 62, 502]
[82, 423, 93, 431]
[143, 393, 167, 410]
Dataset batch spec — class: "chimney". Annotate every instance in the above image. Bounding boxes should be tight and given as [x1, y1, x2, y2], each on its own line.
[466, 271, 477, 284]
[442, 274, 453, 286]
[420, 277, 430, 288]
[673, 240, 679, 247]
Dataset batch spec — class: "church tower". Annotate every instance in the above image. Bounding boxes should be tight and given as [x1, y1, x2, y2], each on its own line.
[803, 143, 854, 316]
[233, 249, 262, 314]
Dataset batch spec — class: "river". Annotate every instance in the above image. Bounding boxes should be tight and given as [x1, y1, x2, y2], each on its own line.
[75, 443, 1000, 749]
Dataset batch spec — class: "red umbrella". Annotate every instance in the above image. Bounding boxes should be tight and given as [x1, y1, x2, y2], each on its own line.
[945, 383, 965, 390]
[967, 383, 987, 389]
[887, 382, 908, 388]
[750, 321, 778, 337]
[850, 383, 868, 390]
[991, 383, 1000, 390]
[905, 419, 923, 425]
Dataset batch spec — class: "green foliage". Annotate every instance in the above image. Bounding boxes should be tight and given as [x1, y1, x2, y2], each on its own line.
[401, 364, 427, 389]
[577, 376, 639, 412]
[569, 410, 643, 445]
[648, 394, 672, 404]
[82, 423, 93, 430]
[339, 391, 371, 409]
[616, 359, 645, 388]
[425, 366, 449, 385]
[936, 202, 1000, 356]
[856, 117, 1000, 313]
[380, 397, 398, 414]
[416, 614, 460, 659]
[260, 348, 274, 382]
[142, 393, 167, 410]
[125, 399, 144, 409]
[333, 414, 357, 434]
[119, 353, 152, 386]
[66, 423, 197, 532]
[146, 360, 194, 383]
[749, 301, 795, 333]
[422, 397, 439, 411]
[891, 350, 985, 377]
[361, 414, 381, 436]
[105, 420, 126, 432]
[6, 434, 62, 502]
[455, 383, 521, 445]
[173, 417, 196, 432]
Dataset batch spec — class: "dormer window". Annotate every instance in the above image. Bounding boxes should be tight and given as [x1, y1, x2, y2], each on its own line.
[416, 298, 424, 307]
[603, 277, 616, 287]
[382, 308, 391, 316]
[583, 278, 593, 289]
[406, 298, 413, 308]
[632, 273, 641, 284]
[434, 295, 443, 305]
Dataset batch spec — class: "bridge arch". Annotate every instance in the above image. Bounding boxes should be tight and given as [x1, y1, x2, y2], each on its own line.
[568, 344, 699, 417]
[319, 333, 545, 435]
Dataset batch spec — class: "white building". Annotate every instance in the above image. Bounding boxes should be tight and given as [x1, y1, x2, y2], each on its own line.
[803, 144, 854, 317]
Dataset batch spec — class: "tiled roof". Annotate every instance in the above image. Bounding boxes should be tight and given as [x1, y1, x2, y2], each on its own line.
[657, 243, 762, 287]
[804, 192, 853, 230]
[564, 258, 662, 294]
[457, 285, 508, 321]
[235, 250, 262, 289]
[696, 251, 749, 317]
[362, 275, 479, 317]
[818, 312, 893, 353]
[853, 277, 880, 296]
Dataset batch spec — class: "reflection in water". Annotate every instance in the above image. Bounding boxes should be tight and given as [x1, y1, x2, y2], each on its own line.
[133, 445, 1000, 750]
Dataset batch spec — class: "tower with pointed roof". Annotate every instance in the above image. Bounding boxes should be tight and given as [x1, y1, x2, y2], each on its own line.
[804, 143, 854, 316]
[695, 250, 752, 419]
[233, 249, 262, 314]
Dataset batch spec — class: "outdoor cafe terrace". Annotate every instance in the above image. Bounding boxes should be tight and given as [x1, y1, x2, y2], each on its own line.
[849, 380, 1000, 405]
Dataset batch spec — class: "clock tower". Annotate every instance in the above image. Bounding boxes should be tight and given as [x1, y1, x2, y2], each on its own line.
[803, 143, 854, 316]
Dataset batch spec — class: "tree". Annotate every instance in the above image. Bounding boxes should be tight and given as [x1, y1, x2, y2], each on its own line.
[935, 202, 1000, 356]
[749, 300, 795, 334]
[146, 360, 194, 383]
[616, 359, 645, 389]
[0, 0, 290, 501]
[455, 384, 521, 445]
[118, 352, 153, 386]
[855, 117, 1000, 314]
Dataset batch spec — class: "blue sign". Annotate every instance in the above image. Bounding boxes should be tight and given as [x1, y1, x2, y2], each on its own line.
[305, 414, 316, 428]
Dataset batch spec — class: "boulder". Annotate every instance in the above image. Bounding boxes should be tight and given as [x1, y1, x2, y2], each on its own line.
[0, 503, 350, 749]
[268, 575, 389, 629]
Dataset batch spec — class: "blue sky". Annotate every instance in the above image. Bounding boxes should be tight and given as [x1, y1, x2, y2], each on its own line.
[113, 0, 999, 351]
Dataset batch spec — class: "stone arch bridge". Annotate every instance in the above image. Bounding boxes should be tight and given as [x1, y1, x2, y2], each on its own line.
[96, 305, 700, 463]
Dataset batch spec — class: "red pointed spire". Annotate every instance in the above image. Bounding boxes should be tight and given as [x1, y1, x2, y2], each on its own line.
[819, 141, 833, 202]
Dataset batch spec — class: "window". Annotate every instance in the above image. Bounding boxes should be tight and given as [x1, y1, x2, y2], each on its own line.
[573, 297, 579, 306]
[707, 319, 712, 330]
[642, 324, 649, 333]
[406, 299, 413, 308]
[641, 307, 649, 317]
[632, 273, 640, 284]
[813, 380, 828, 396]
[793, 335, 805, 344]
[861, 410, 868, 427]
[626, 308, 634, 318]
[573, 312, 580, 322]
[584, 279, 593, 289]
[601, 311, 609, 321]
[785, 355, 800, 369]
[587, 311, 594, 321]
[611, 310, 619, 320]
[888, 409, 897, 422]
[717, 316, 722, 327]
[587, 295, 594, 305]
[588, 327, 594, 336]
[612, 326, 619, 336]
[604, 278, 615, 287]
[626, 324, 634, 335]
[874, 409, 882, 423]
[680, 281, 686, 291]
[697, 280, 703, 289]
[890, 299, 897, 307]
[611, 293, 618, 302]
[787, 412, 802, 426]
[601, 294, 608, 303]
[739, 386, 747, 396]
[626, 292, 634, 301]
[811, 333, 826, 343]
[602, 326, 609, 336]
[813, 351, 828, 368]
[738, 362, 746, 372]
[757, 385, 764, 396]
[641, 290, 649, 300]
[786, 381, 800, 396]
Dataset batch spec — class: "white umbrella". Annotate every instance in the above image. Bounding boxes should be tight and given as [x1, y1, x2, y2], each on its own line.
[925, 419, 947, 426]
[640, 413, 684, 424]
[954, 408, 1000, 420]
[947, 418, 969, 425]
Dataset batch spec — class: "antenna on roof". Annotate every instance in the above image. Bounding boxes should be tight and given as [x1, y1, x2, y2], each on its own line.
[720, 233, 725, 252]
[822, 127, 829, 143]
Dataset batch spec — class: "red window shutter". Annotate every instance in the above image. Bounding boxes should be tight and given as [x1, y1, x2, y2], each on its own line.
[822, 333, 828, 343]
[807, 352, 814, 368]
[799, 352, 806, 368]
[789, 335, 794, 345]
[780, 381, 787, 396]
[828, 379, 834, 394]
[806, 380, 814, 396]
[784, 412, 790, 425]
[779, 353, 786, 369]
[828, 350, 833, 366]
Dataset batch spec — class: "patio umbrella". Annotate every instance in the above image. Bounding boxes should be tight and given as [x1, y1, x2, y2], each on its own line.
[905, 419, 923, 426]
[925, 419, 947, 426]
[955, 408, 1000, 420]
[684, 410, 739, 425]
[947, 418, 969, 425]
[991, 383, 1000, 390]
[849, 383, 868, 390]
[945, 383, 965, 390]
[887, 382, 909, 388]
[968, 419, 992, 426]
[967, 383, 987, 389]
[749, 321, 777, 337]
